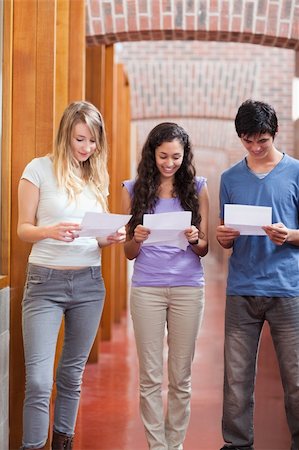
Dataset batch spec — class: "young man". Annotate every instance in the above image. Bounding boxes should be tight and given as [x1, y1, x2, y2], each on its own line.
[216, 99, 299, 450]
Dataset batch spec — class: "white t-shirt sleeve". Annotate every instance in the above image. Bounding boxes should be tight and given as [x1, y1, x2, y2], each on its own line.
[21, 158, 43, 188]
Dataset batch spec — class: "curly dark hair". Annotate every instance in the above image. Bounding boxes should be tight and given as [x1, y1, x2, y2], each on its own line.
[127, 122, 201, 237]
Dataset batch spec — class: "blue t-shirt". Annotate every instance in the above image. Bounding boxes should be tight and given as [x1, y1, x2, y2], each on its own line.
[219, 153, 299, 297]
[123, 177, 206, 287]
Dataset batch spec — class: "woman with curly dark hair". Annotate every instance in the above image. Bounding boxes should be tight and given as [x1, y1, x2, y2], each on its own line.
[122, 122, 209, 450]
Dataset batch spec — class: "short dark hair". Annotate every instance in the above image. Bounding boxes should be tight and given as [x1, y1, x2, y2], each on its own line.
[235, 99, 278, 139]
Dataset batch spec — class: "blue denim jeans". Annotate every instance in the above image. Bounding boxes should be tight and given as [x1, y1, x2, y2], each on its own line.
[21, 264, 105, 449]
[222, 295, 299, 450]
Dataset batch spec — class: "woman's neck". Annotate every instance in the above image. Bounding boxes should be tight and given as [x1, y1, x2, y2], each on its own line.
[158, 178, 175, 198]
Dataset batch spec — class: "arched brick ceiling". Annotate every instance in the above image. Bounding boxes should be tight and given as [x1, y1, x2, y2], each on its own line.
[85, 2, 296, 158]
[84, 1, 296, 154]
[116, 40, 295, 121]
[122, 57, 258, 120]
[86, 0, 299, 48]
[115, 41, 294, 153]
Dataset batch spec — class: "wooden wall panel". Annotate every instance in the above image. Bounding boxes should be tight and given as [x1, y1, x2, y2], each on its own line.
[55, 0, 85, 126]
[9, 1, 57, 448]
[36, 0, 56, 155]
[119, 74, 130, 313]
[1, 0, 13, 286]
[86, 44, 105, 362]
[101, 45, 117, 341]
[114, 64, 131, 322]
[86, 44, 105, 112]
[113, 65, 123, 324]
[55, 0, 69, 131]
[10, 1, 38, 447]
[68, 0, 85, 101]
[119, 67, 131, 313]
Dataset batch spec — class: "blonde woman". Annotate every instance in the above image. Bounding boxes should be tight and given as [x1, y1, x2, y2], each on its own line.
[18, 101, 125, 450]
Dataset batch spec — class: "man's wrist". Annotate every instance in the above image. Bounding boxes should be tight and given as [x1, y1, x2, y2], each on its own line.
[217, 237, 233, 249]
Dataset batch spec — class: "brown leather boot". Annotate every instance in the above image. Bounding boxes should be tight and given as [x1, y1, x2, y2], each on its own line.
[51, 431, 74, 450]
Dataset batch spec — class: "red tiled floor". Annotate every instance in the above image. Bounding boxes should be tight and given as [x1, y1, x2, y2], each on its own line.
[75, 255, 290, 450]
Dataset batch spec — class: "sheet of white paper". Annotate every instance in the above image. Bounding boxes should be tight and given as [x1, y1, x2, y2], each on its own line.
[224, 204, 272, 236]
[143, 211, 192, 250]
[79, 212, 132, 238]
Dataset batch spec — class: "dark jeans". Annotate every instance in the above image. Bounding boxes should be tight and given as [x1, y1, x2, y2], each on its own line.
[222, 295, 299, 450]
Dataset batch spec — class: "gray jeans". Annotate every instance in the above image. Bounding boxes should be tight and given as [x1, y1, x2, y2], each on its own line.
[22, 264, 105, 449]
[222, 295, 299, 450]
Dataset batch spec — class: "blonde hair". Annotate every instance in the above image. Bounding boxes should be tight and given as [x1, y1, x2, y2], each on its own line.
[52, 101, 109, 211]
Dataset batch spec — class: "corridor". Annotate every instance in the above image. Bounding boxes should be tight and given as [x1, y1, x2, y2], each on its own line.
[75, 255, 290, 450]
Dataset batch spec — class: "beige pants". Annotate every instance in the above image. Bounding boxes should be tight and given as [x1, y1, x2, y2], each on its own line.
[130, 286, 205, 450]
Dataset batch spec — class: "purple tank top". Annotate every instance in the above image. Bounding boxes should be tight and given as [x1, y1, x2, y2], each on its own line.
[123, 177, 206, 287]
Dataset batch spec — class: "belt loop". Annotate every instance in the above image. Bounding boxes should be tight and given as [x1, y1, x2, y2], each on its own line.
[47, 267, 53, 281]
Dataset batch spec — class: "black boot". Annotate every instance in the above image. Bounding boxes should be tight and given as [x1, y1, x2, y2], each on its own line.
[51, 431, 74, 450]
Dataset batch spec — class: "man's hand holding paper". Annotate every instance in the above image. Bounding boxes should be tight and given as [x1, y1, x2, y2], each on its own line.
[262, 222, 289, 246]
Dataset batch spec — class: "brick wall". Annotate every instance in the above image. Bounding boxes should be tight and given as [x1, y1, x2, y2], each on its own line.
[116, 41, 294, 154]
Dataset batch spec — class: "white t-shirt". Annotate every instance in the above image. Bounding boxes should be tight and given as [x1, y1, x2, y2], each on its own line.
[21, 156, 105, 267]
